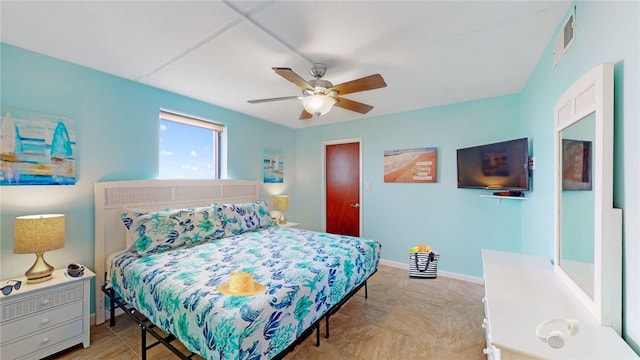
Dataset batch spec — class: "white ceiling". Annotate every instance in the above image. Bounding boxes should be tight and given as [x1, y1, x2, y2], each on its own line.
[0, 1, 569, 129]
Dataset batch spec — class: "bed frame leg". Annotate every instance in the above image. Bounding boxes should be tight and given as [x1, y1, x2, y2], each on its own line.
[141, 325, 147, 360]
[109, 293, 116, 327]
[325, 315, 330, 339]
[365, 280, 368, 298]
[315, 321, 320, 347]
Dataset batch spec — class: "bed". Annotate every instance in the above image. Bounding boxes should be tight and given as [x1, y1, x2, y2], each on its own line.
[94, 179, 381, 360]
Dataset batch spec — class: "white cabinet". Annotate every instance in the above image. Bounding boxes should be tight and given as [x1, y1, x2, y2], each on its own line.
[482, 250, 637, 359]
[0, 268, 95, 360]
[277, 222, 300, 228]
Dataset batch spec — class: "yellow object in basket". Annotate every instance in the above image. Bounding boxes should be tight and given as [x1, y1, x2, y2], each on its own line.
[411, 244, 433, 253]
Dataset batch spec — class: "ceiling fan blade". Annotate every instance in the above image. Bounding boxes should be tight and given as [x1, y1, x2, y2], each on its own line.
[299, 109, 313, 120]
[334, 97, 374, 114]
[328, 74, 387, 95]
[248, 96, 299, 104]
[273, 67, 314, 91]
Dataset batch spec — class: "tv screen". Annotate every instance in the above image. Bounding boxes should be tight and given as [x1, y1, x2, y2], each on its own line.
[456, 138, 530, 191]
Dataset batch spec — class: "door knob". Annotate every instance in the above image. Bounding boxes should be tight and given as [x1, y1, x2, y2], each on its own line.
[350, 203, 360, 208]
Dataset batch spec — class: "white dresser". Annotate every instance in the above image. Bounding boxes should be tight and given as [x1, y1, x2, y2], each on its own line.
[0, 268, 95, 360]
[482, 249, 637, 359]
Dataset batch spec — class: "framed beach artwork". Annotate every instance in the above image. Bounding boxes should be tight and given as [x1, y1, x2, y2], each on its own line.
[384, 147, 437, 183]
[263, 148, 284, 183]
[0, 108, 76, 185]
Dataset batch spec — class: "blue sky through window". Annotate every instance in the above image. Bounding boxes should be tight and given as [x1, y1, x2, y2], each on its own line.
[159, 119, 215, 179]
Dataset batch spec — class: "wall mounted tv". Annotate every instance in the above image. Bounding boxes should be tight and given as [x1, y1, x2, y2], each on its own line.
[456, 137, 530, 192]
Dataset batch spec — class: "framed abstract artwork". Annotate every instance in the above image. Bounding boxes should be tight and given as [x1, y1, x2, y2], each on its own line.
[0, 108, 76, 185]
[263, 148, 284, 183]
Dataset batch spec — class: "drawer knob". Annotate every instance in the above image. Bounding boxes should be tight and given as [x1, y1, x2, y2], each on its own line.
[41, 318, 50, 325]
[42, 298, 50, 305]
[41, 337, 50, 344]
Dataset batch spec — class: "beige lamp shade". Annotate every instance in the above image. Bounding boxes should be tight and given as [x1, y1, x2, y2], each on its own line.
[273, 195, 290, 212]
[14, 214, 65, 253]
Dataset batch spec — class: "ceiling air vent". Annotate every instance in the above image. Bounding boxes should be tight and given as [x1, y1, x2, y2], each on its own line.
[553, 6, 575, 67]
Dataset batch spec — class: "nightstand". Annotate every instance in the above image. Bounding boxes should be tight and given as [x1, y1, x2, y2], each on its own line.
[277, 222, 300, 228]
[0, 268, 95, 359]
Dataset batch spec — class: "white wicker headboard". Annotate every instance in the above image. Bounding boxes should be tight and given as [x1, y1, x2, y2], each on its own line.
[93, 179, 259, 324]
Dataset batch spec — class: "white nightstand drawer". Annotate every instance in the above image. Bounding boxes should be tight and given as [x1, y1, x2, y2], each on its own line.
[1, 284, 83, 322]
[0, 301, 83, 344]
[0, 318, 83, 359]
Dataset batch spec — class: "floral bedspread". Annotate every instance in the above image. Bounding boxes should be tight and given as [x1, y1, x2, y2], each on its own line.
[109, 227, 381, 360]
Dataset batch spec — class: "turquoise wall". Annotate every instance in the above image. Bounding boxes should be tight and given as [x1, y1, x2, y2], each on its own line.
[519, 1, 640, 350]
[0, 44, 297, 313]
[296, 95, 524, 277]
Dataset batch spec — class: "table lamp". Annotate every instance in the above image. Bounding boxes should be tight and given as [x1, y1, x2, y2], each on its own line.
[274, 195, 289, 224]
[14, 214, 65, 283]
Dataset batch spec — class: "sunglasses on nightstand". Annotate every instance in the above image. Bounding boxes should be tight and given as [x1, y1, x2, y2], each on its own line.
[1, 280, 22, 296]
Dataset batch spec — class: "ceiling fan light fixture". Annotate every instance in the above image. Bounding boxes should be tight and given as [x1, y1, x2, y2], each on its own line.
[302, 94, 336, 116]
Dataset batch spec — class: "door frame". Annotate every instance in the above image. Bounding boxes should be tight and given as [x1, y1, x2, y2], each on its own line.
[321, 137, 363, 236]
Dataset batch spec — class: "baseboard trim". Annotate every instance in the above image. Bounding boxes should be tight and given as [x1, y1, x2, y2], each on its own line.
[91, 307, 126, 326]
[379, 259, 484, 284]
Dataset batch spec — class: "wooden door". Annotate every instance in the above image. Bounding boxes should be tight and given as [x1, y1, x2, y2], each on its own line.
[325, 142, 360, 236]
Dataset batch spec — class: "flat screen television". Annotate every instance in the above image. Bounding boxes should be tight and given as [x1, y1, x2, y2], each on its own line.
[456, 137, 530, 192]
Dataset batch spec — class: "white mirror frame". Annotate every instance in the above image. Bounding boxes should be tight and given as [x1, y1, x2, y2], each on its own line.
[554, 62, 622, 333]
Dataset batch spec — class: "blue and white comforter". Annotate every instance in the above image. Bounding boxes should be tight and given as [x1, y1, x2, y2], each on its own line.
[109, 227, 381, 360]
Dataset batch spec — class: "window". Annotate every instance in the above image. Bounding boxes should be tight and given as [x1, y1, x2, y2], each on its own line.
[158, 111, 223, 179]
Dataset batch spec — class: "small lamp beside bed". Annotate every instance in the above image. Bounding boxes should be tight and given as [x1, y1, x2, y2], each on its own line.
[14, 214, 65, 283]
[274, 195, 289, 224]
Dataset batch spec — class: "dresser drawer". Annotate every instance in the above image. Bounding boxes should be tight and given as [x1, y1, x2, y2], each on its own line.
[0, 301, 83, 344]
[0, 319, 83, 359]
[1, 284, 83, 322]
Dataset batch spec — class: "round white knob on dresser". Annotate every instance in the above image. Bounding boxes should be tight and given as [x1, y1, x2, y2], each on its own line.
[41, 318, 50, 325]
[41, 337, 50, 344]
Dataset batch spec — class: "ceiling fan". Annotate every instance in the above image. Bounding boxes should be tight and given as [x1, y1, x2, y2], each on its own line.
[248, 63, 387, 120]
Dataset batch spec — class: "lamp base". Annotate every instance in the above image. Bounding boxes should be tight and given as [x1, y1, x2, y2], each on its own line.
[26, 273, 53, 284]
[25, 252, 55, 284]
[278, 211, 287, 224]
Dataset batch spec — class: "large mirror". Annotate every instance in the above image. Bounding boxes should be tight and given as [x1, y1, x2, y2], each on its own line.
[560, 112, 595, 299]
[554, 63, 622, 333]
